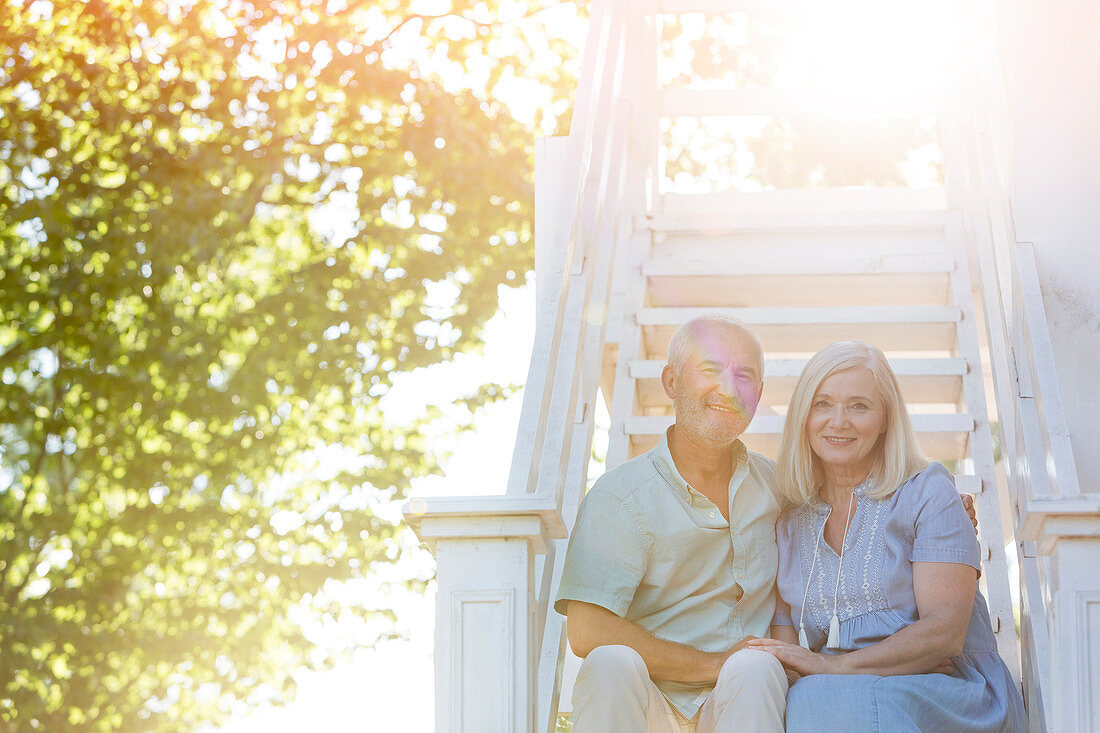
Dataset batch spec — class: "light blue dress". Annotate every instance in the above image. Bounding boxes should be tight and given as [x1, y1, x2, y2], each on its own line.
[774, 463, 1027, 732]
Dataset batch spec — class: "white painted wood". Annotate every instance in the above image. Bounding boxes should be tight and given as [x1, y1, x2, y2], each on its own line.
[1011, 242, 1082, 497]
[433, 537, 534, 733]
[638, 305, 960, 326]
[1047, 537, 1100, 732]
[606, 232, 649, 470]
[657, 0, 806, 13]
[661, 86, 942, 118]
[645, 271, 953, 308]
[643, 252, 955, 276]
[508, 136, 579, 498]
[631, 356, 966, 407]
[660, 187, 947, 215]
[646, 209, 949, 233]
[1018, 544, 1053, 733]
[948, 222, 1021, 679]
[637, 306, 961, 356]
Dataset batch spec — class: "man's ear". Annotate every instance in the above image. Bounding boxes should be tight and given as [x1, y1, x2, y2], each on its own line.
[661, 363, 676, 399]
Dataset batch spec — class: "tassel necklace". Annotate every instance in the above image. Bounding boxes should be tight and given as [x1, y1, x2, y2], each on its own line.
[797, 489, 857, 650]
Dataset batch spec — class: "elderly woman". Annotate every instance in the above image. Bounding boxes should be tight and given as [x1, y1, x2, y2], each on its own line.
[748, 341, 1026, 732]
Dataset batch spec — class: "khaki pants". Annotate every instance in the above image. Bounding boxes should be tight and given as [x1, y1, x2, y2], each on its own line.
[571, 645, 787, 733]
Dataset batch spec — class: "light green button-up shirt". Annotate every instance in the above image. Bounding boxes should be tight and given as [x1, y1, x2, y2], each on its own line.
[555, 431, 784, 718]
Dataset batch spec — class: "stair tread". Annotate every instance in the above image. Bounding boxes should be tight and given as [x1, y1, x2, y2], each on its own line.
[646, 210, 949, 233]
[639, 305, 960, 324]
[643, 253, 955, 277]
[630, 356, 968, 377]
[662, 86, 942, 118]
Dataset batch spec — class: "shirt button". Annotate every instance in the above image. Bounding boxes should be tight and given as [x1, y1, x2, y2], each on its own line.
[708, 511, 716, 518]
[738, 573, 744, 580]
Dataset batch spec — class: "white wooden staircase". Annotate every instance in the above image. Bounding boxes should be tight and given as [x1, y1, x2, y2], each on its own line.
[405, 1, 1100, 731]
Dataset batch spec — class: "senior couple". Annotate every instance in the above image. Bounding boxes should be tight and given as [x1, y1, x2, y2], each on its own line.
[555, 315, 1026, 732]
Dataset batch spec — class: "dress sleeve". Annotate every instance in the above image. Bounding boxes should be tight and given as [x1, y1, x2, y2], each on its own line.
[553, 487, 647, 618]
[772, 598, 794, 627]
[908, 463, 981, 571]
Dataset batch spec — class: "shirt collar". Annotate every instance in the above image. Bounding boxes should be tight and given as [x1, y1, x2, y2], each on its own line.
[651, 427, 750, 503]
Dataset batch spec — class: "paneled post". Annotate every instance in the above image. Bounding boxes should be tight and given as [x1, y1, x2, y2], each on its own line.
[406, 498, 564, 733]
[1042, 528, 1100, 731]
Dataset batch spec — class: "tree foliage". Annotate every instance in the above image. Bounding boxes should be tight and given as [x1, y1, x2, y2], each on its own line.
[0, 0, 572, 729]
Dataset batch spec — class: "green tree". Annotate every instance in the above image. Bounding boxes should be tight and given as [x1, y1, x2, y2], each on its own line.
[0, 0, 573, 729]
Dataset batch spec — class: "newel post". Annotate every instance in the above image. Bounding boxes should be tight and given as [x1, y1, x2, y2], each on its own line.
[404, 497, 564, 733]
[1024, 507, 1100, 732]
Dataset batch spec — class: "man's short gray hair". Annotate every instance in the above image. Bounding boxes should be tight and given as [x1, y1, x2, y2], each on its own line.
[666, 315, 764, 374]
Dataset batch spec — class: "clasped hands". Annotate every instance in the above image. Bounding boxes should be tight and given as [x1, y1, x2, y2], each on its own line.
[745, 638, 955, 678]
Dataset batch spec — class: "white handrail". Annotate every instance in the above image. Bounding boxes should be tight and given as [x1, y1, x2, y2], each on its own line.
[498, 1, 646, 729]
[506, 0, 631, 503]
[949, 2, 1084, 728]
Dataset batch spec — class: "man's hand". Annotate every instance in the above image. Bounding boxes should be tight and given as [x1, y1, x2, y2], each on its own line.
[567, 601, 739, 685]
[961, 494, 978, 532]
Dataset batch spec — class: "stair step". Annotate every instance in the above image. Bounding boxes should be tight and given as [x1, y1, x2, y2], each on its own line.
[638, 306, 961, 355]
[644, 256, 954, 308]
[630, 357, 968, 406]
[650, 231, 948, 265]
[626, 413, 974, 461]
[661, 188, 947, 217]
[643, 253, 955, 277]
[645, 209, 949, 234]
[661, 87, 942, 119]
[657, 0, 801, 13]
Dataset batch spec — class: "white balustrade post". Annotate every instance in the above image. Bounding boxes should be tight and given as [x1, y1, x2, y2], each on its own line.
[1043, 527, 1100, 731]
[405, 498, 563, 733]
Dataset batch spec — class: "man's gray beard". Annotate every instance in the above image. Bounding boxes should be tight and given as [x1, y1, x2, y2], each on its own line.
[673, 395, 749, 445]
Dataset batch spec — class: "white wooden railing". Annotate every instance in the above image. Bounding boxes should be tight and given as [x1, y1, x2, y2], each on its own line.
[403, 1, 649, 730]
[949, 1, 1100, 729]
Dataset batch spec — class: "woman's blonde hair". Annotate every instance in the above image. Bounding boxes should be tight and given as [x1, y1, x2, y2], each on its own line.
[776, 340, 928, 503]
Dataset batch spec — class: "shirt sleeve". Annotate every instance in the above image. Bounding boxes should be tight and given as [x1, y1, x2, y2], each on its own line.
[553, 487, 647, 618]
[908, 463, 981, 571]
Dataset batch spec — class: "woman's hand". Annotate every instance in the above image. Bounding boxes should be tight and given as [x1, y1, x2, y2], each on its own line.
[746, 638, 846, 676]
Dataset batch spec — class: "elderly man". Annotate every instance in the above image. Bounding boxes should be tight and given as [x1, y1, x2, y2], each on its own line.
[554, 315, 788, 732]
